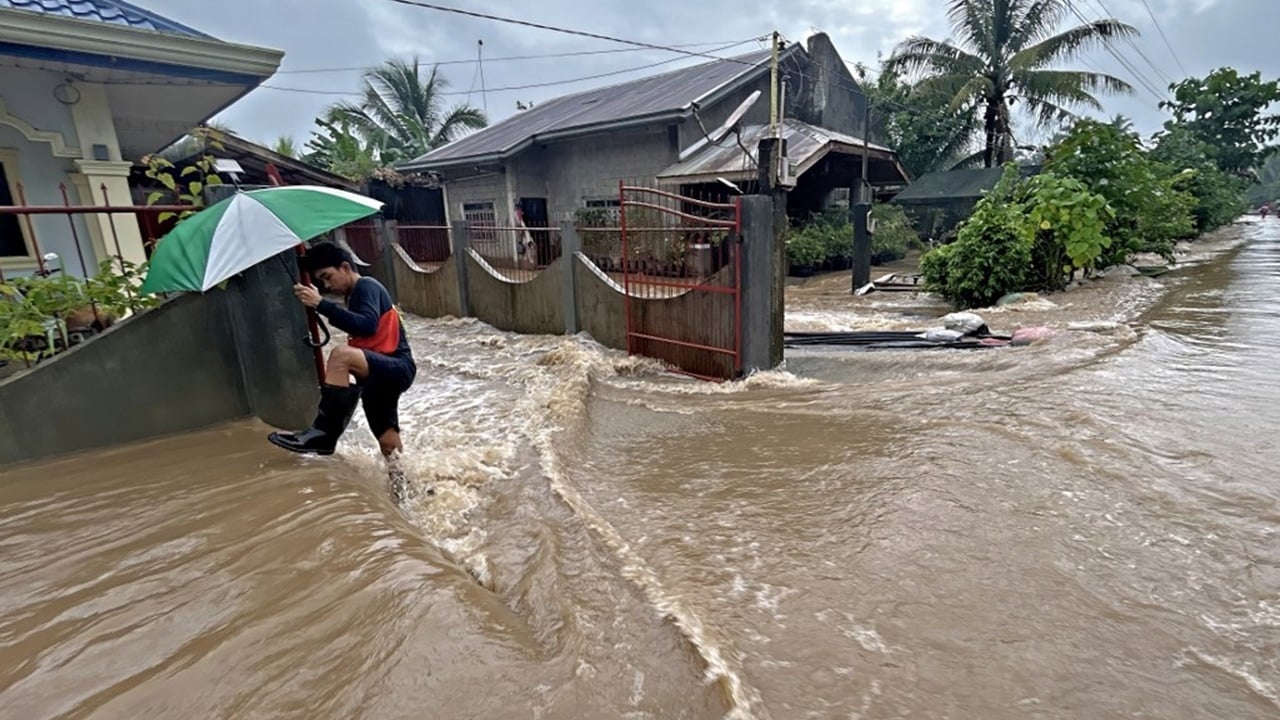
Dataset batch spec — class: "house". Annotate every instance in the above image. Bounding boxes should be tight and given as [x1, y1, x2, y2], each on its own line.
[398, 33, 910, 234]
[0, 0, 283, 278]
[890, 164, 1042, 241]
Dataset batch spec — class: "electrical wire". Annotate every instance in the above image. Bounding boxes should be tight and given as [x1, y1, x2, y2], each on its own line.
[1138, 0, 1189, 77]
[272, 40, 755, 74]
[257, 37, 764, 97]
[1062, 0, 1168, 103]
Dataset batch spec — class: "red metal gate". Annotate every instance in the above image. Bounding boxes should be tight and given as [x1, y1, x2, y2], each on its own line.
[619, 183, 742, 381]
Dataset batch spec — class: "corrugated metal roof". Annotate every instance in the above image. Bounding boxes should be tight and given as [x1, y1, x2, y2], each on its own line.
[656, 117, 898, 181]
[401, 49, 774, 170]
[0, 0, 210, 38]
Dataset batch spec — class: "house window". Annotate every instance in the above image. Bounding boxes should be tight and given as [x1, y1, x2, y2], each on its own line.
[463, 201, 496, 242]
[583, 197, 621, 223]
[0, 150, 32, 259]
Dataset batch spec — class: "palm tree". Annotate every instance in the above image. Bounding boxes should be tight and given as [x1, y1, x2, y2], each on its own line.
[330, 57, 487, 164]
[273, 135, 299, 158]
[885, 0, 1138, 167]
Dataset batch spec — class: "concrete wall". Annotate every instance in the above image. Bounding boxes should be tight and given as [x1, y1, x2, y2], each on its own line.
[0, 250, 319, 467]
[384, 200, 783, 379]
[443, 172, 510, 226]
[391, 244, 463, 319]
[466, 251, 566, 335]
[536, 126, 677, 219]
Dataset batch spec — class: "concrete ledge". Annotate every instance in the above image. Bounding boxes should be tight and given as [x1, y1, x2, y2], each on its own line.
[0, 250, 318, 468]
[0, 292, 248, 466]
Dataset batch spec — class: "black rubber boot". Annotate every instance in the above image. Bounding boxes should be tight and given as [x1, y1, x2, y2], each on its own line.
[268, 384, 362, 456]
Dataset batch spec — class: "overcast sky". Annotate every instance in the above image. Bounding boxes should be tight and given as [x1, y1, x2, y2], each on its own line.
[156, 0, 1273, 152]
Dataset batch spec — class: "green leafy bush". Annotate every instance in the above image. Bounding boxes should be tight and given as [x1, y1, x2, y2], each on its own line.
[870, 203, 922, 264]
[784, 221, 829, 271]
[1, 260, 157, 365]
[1151, 126, 1247, 233]
[1021, 173, 1114, 290]
[1044, 119, 1193, 263]
[920, 164, 1034, 309]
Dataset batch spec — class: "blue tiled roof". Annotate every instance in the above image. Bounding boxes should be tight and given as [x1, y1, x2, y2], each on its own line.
[0, 0, 212, 38]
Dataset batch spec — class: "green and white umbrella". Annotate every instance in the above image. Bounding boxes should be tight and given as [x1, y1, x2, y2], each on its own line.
[140, 186, 383, 294]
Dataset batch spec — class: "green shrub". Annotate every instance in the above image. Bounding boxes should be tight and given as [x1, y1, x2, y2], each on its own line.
[785, 222, 829, 270]
[1045, 119, 1194, 263]
[870, 203, 921, 264]
[920, 164, 1034, 309]
[918, 242, 953, 295]
[1021, 173, 1114, 290]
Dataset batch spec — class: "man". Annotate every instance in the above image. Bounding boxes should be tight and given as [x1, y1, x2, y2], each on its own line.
[268, 242, 416, 458]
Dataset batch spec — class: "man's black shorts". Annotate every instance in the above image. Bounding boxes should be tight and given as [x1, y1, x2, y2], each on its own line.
[358, 350, 416, 438]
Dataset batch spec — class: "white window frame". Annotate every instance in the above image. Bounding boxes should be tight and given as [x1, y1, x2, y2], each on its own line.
[0, 147, 37, 269]
[462, 200, 497, 243]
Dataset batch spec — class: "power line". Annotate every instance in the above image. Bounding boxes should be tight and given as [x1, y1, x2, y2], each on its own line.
[1138, 0, 1189, 78]
[272, 40, 754, 75]
[1062, 0, 1167, 103]
[379, 0, 766, 65]
[258, 38, 763, 98]
[1082, 0, 1175, 88]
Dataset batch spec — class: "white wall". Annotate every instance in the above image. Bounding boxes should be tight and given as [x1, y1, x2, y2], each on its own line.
[0, 68, 130, 278]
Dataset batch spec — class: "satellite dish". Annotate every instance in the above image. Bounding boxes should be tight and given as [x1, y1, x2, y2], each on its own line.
[679, 90, 762, 161]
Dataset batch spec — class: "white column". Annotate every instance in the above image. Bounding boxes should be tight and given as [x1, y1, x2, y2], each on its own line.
[66, 83, 146, 270]
[69, 160, 147, 269]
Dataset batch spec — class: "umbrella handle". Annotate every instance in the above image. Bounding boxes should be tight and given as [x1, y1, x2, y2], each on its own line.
[306, 315, 331, 348]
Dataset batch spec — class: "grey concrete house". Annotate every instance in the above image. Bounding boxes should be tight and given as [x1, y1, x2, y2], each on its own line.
[397, 33, 910, 231]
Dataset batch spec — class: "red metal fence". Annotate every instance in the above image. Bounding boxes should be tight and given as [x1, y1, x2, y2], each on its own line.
[341, 222, 381, 264]
[396, 224, 451, 266]
[0, 182, 187, 282]
[619, 182, 742, 381]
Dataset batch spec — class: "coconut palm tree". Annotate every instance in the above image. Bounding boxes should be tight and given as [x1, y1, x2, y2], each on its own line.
[330, 57, 487, 164]
[273, 135, 299, 159]
[884, 0, 1138, 167]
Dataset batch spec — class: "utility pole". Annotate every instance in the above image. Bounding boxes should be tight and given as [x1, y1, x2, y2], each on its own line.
[851, 98, 872, 292]
[478, 39, 488, 115]
[758, 31, 787, 364]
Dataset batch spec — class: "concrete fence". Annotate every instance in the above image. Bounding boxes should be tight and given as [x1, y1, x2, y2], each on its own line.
[346, 194, 784, 378]
[0, 251, 319, 467]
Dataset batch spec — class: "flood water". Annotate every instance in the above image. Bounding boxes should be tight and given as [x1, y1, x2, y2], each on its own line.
[2, 219, 1278, 719]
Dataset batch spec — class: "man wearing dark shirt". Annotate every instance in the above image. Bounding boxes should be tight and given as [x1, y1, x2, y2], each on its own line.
[268, 242, 417, 458]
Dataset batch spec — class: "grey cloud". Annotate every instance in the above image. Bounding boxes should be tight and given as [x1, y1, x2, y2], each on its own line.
[153, 0, 1273, 153]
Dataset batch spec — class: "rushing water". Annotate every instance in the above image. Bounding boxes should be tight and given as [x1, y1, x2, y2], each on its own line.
[2, 219, 1278, 719]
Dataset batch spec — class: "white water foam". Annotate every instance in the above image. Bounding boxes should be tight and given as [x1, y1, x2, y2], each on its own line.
[337, 316, 767, 719]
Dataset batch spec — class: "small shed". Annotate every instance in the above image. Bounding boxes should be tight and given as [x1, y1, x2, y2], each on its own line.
[891, 164, 1041, 240]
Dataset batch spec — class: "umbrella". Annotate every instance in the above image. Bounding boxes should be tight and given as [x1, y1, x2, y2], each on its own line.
[139, 186, 383, 294]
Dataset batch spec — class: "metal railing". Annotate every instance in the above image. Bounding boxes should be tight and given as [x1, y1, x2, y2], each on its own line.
[0, 181, 190, 282]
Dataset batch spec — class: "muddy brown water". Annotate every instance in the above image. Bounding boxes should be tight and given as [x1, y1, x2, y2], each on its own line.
[2, 219, 1278, 719]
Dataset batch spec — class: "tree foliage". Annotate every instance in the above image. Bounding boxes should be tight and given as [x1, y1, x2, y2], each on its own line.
[1161, 68, 1280, 178]
[328, 57, 487, 165]
[1020, 172, 1113, 290]
[142, 126, 225, 224]
[1044, 119, 1194, 262]
[857, 62, 977, 176]
[885, 0, 1136, 167]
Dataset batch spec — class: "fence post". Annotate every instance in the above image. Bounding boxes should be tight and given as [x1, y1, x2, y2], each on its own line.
[559, 220, 580, 334]
[450, 219, 472, 317]
[739, 195, 783, 373]
[379, 218, 399, 302]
